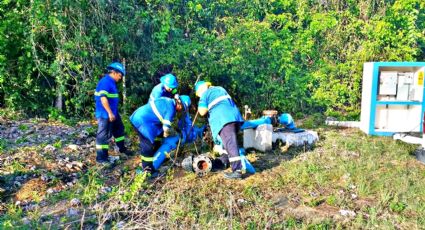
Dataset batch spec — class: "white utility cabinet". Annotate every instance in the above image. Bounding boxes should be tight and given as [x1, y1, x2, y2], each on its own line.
[360, 62, 425, 136]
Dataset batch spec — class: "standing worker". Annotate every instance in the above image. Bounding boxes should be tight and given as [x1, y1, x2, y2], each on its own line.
[130, 95, 191, 176]
[94, 62, 132, 165]
[149, 73, 179, 101]
[194, 81, 254, 179]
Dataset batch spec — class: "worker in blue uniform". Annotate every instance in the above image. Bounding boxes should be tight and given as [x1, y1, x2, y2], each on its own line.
[194, 81, 255, 179]
[130, 95, 191, 175]
[149, 73, 179, 101]
[94, 62, 132, 165]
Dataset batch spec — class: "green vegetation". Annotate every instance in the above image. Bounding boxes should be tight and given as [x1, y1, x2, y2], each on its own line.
[52, 140, 62, 149]
[1, 1, 424, 118]
[17, 124, 28, 132]
[0, 138, 7, 152]
[79, 168, 105, 204]
[0, 204, 24, 229]
[1, 0, 425, 229]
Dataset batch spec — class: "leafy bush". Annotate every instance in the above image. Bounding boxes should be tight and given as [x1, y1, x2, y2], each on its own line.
[1, 0, 424, 119]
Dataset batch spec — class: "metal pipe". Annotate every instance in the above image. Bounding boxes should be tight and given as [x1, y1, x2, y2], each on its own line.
[325, 120, 360, 128]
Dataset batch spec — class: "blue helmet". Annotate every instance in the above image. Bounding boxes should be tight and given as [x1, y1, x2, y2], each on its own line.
[195, 81, 211, 97]
[160, 74, 178, 89]
[179, 95, 191, 111]
[107, 62, 126, 76]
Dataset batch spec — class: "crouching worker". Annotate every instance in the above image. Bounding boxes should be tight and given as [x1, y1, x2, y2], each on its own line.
[194, 81, 255, 179]
[94, 62, 132, 166]
[130, 95, 191, 177]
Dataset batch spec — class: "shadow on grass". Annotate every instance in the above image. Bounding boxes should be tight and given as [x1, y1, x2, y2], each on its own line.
[248, 141, 317, 172]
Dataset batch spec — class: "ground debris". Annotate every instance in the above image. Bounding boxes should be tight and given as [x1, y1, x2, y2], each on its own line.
[0, 119, 94, 150]
[339, 209, 356, 217]
[70, 198, 81, 207]
[15, 178, 47, 201]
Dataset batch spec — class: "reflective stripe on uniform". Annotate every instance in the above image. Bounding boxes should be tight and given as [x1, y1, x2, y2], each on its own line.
[141, 156, 154, 162]
[115, 136, 125, 142]
[95, 90, 119, 98]
[150, 95, 155, 101]
[96, 144, 109, 150]
[150, 100, 171, 126]
[95, 90, 108, 96]
[229, 155, 247, 173]
[229, 156, 242, 162]
[208, 95, 232, 110]
[162, 120, 171, 126]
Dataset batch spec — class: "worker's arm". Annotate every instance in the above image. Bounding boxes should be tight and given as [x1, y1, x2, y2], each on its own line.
[100, 97, 116, 122]
[163, 103, 176, 137]
[198, 93, 208, 116]
[198, 107, 208, 116]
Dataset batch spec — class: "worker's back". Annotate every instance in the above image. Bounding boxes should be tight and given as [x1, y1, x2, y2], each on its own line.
[130, 97, 176, 143]
[149, 83, 173, 101]
[200, 86, 244, 139]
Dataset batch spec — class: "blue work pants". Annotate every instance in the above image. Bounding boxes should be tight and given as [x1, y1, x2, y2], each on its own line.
[96, 114, 126, 162]
[218, 122, 242, 172]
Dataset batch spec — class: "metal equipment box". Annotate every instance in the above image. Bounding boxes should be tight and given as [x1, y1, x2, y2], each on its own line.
[360, 62, 425, 136]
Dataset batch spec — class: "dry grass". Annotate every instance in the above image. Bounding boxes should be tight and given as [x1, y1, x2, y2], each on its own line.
[1, 121, 425, 229]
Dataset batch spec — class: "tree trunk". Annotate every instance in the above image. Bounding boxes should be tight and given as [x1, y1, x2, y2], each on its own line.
[122, 58, 127, 115]
[55, 88, 63, 111]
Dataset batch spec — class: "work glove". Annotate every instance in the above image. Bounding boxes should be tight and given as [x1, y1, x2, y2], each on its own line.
[174, 94, 180, 100]
[163, 126, 176, 137]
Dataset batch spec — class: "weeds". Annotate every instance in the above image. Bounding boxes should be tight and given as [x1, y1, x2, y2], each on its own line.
[0, 204, 24, 229]
[18, 124, 28, 131]
[47, 107, 67, 123]
[2, 124, 425, 229]
[80, 168, 104, 204]
[0, 138, 7, 152]
[121, 173, 148, 202]
[15, 137, 28, 144]
[389, 201, 407, 213]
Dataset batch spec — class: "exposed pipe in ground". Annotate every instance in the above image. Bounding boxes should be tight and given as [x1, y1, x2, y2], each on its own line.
[325, 120, 360, 128]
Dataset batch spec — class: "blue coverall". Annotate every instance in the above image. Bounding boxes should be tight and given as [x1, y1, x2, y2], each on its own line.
[94, 75, 126, 162]
[198, 86, 244, 171]
[149, 83, 174, 101]
[130, 97, 176, 170]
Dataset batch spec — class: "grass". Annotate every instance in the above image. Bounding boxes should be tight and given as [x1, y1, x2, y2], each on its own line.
[18, 124, 28, 132]
[52, 140, 62, 149]
[0, 138, 8, 152]
[1, 123, 425, 229]
[0, 204, 24, 229]
[79, 168, 105, 204]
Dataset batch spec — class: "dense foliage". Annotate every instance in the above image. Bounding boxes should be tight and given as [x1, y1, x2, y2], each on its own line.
[0, 0, 424, 119]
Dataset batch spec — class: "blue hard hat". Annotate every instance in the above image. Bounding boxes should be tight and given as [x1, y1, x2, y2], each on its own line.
[179, 95, 191, 110]
[160, 74, 178, 89]
[107, 62, 126, 76]
[195, 81, 211, 97]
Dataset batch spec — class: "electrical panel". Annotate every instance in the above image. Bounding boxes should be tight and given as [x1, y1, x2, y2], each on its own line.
[378, 71, 417, 101]
[396, 72, 414, 101]
[379, 71, 398, 96]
